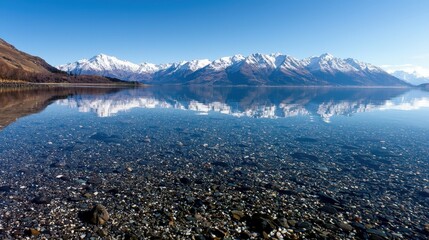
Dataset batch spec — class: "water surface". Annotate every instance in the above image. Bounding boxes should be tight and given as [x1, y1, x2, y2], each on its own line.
[0, 86, 428, 239]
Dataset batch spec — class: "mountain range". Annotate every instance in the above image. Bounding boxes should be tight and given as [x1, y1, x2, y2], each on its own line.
[58, 53, 409, 86]
[381, 65, 429, 85]
[0, 38, 125, 84]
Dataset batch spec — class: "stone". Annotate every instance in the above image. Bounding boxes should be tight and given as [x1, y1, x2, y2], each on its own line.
[249, 213, 276, 233]
[231, 210, 245, 221]
[0, 185, 11, 192]
[179, 177, 192, 185]
[288, 220, 297, 227]
[320, 205, 338, 214]
[297, 221, 312, 229]
[83, 193, 93, 198]
[90, 204, 109, 225]
[318, 192, 340, 204]
[337, 222, 353, 232]
[32, 195, 51, 204]
[367, 229, 388, 239]
[27, 228, 40, 236]
[420, 189, 429, 197]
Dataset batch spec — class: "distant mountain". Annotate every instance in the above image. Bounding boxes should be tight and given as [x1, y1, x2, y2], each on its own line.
[420, 83, 429, 91]
[381, 65, 429, 85]
[58, 53, 409, 86]
[388, 71, 429, 86]
[0, 38, 126, 84]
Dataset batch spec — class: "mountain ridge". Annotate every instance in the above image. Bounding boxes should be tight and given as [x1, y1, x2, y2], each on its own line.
[0, 38, 128, 84]
[58, 53, 409, 86]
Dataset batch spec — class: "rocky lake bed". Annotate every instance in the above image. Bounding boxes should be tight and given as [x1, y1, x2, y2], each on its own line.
[1, 87, 429, 239]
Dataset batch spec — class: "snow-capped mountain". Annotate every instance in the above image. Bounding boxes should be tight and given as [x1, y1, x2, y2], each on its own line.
[58, 53, 408, 86]
[381, 65, 429, 85]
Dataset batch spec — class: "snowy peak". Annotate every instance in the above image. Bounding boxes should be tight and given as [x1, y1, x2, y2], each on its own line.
[58, 53, 407, 86]
[58, 53, 140, 74]
[209, 54, 245, 70]
[302, 53, 382, 73]
[182, 59, 211, 71]
[381, 65, 429, 85]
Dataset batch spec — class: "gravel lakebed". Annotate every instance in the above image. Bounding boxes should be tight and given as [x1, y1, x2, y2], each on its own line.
[1, 109, 429, 239]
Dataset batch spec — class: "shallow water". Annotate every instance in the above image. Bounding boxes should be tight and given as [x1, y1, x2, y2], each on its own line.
[0, 86, 429, 239]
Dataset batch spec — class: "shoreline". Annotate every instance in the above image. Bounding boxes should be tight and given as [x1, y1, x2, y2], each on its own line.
[0, 79, 415, 89]
[0, 80, 143, 88]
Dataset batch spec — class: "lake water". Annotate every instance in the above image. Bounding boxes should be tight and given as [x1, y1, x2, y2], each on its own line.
[0, 86, 429, 239]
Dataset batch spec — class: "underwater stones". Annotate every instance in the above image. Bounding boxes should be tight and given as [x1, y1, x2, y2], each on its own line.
[89, 204, 110, 225]
[0, 185, 12, 192]
[418, 188, 429, 197]
[317, 192, 340, 205]
[31, 195, 51, 204]
[294, 137, 318, 143]
[179, 177, 192, 185]
[290, 152, 319, 161]
[26, 228, 40, 236]
[248, 213, 277, 233]
[211, 161, 229, 167]
[337, 222, 353, 232]
[231, 210, 245, 221]
[320, 205, 338, 214]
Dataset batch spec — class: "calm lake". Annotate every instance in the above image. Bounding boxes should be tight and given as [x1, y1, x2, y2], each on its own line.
[0, 86, 429, 239]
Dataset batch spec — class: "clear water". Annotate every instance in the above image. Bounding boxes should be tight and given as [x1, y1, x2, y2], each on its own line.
[1, 86, 429, 238]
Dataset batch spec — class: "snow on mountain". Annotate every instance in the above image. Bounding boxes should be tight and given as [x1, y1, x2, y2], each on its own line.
[208, 54, 245, 70]
[58, 53, 407, 86]
[302, 53, 382, 73]
[381, 64, 429, 85]
[58, 54, 139, 73]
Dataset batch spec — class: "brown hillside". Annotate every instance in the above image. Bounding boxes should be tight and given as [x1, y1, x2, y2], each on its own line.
[0, 38, 125, 84]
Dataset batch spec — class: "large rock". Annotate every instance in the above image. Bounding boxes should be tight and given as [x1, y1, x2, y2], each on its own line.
[89, 204, 110, 225]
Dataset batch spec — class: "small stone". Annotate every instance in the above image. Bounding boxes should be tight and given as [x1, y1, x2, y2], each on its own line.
[231, 210, 245, 221]
[262, 231, 269, 239]
[288, 220, 297, 227]
[320, 205, 338, 214]
[419, 189, 429, 197]
[318, 192, 340, 204]
[425, 224, 429, 233]
[276, 218, 289, 228]
[179, 177, 191, 185]
[337, 222, 353, 232]
[32, 195, 51, 204]
[87, 176, 103, 185]
[249, 213, 276, 233]
[297, 221, 312, 229]
[27, 228, 40, 236]
[90, 204, 109, 225]
[0, 185, 11, 192]
[83, 193, 92, 198]
[367, 229, 388, 239]
[97, 228, 108, 237]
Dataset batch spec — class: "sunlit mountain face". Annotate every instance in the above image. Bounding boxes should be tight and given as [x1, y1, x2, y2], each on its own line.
[56, 87, 428, 122]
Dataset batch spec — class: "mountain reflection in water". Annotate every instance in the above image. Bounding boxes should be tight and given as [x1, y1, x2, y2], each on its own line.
[55, 86, 429, 122]
[0, 87, 125, 130]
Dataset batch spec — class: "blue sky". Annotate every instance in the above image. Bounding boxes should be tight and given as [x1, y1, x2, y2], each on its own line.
[1, 0, 429, 68]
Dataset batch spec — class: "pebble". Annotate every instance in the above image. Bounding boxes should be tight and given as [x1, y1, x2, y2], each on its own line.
[89, 204, 109, 225]
[337, 222, 353, 232]
[31, 195, 51, 204]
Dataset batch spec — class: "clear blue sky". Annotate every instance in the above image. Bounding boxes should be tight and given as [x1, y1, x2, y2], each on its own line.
[1, 0, 428, 67]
